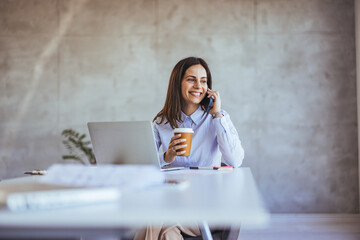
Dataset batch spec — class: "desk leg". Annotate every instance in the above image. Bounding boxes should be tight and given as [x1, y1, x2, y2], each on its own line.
[199, 221, 213, 240]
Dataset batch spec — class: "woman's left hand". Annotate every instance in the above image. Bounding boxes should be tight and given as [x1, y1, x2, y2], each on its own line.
[206, 88, 222, 115]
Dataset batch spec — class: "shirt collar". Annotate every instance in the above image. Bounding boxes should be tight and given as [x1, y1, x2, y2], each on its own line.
[180, 106, 205, 126]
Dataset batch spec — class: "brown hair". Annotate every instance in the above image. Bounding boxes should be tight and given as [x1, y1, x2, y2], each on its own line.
[153, 57, 212, 129]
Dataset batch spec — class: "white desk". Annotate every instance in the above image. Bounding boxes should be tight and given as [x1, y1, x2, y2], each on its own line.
[0, 167, 269, 239]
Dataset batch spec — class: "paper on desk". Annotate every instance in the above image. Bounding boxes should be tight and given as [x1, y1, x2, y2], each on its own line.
[41, 164, 165, 191]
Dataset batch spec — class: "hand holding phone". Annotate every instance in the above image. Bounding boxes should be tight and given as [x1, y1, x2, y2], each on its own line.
[205, 88, 222, 115]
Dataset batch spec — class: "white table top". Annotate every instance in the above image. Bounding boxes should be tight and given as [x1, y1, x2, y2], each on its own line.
[0, 167, 269, 230]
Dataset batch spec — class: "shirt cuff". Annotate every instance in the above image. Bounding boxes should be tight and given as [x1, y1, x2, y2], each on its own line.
[159, 150, 171, 167]
[214, 111, 230, 133]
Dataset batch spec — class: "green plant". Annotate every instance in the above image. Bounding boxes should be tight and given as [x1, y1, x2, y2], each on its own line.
[61, 129, 96, 165]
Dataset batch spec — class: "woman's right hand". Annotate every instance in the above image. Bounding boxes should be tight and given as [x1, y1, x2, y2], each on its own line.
[164, 134, 187, 163]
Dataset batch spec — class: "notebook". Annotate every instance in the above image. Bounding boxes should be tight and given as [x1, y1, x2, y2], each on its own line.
[87, 121, 184, 171]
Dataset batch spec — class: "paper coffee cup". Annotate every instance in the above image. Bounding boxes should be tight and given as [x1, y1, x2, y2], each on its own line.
[174, 128, 194, 156]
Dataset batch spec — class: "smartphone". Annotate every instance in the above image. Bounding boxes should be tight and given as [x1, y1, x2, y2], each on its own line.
[201, 89, 213, 114]
[206, 97, 213, 114]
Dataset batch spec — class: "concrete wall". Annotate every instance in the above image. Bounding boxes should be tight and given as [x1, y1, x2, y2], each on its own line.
[356, 0, 360, 211]
[0, 0, 358, 213]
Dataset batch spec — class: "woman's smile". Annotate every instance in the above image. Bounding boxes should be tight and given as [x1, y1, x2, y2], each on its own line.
[189, 91, 202, 97]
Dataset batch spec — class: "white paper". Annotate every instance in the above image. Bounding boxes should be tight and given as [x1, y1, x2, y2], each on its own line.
[41, 164, 165, 191]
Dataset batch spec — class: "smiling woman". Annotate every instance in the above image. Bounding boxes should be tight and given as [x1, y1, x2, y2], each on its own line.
[137, 57, 245, 239]
[153, 57, 213, 129]
[152, 56, 244, 167]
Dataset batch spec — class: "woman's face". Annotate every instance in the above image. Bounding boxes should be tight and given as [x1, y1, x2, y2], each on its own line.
[181, 64, 208, 107]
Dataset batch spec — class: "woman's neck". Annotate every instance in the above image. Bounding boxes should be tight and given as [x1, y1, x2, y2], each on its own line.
[182, 104, 199, 116]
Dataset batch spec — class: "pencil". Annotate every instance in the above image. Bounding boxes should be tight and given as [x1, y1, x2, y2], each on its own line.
[24, 170, 47, 175]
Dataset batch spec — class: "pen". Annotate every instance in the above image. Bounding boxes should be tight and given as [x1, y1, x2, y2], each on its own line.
[189, 166, 233, 170]
[24, 170, 47, 175]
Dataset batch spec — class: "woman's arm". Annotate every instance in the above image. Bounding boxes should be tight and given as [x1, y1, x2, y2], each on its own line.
[213, 112, 245, 167]
[206, 89, 244, 167]
[152, 122, 167, 167]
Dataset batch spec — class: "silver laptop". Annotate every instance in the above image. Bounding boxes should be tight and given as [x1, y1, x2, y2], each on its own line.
[87, 121, 184, 171]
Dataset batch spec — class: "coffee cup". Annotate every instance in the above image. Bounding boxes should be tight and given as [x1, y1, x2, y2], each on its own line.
[173, 128, 194, 156]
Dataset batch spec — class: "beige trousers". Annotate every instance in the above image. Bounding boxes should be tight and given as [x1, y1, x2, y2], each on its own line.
[133, 224, 201, 240]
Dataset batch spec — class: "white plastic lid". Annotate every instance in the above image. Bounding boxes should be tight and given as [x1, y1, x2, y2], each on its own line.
[174, 128, 194, 133]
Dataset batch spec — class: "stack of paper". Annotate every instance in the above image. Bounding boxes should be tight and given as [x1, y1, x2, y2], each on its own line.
[41, 164, 165, 191]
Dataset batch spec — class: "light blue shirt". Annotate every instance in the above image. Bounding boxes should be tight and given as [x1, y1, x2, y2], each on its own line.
[153, 107, 245, 168]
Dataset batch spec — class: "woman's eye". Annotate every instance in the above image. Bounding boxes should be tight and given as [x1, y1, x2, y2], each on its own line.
[201, 80, 207, 84]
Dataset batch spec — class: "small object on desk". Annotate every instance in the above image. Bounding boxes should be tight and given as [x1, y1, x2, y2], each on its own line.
[24, 170, 47, 175]
[189, 166, 233, 170]
[164, 179, 189, 190]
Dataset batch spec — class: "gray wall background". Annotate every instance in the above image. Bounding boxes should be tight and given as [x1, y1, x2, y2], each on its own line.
[0, 0, 358, 213]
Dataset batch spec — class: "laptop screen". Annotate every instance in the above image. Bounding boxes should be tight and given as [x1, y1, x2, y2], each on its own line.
[87, 121, 160, 166]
